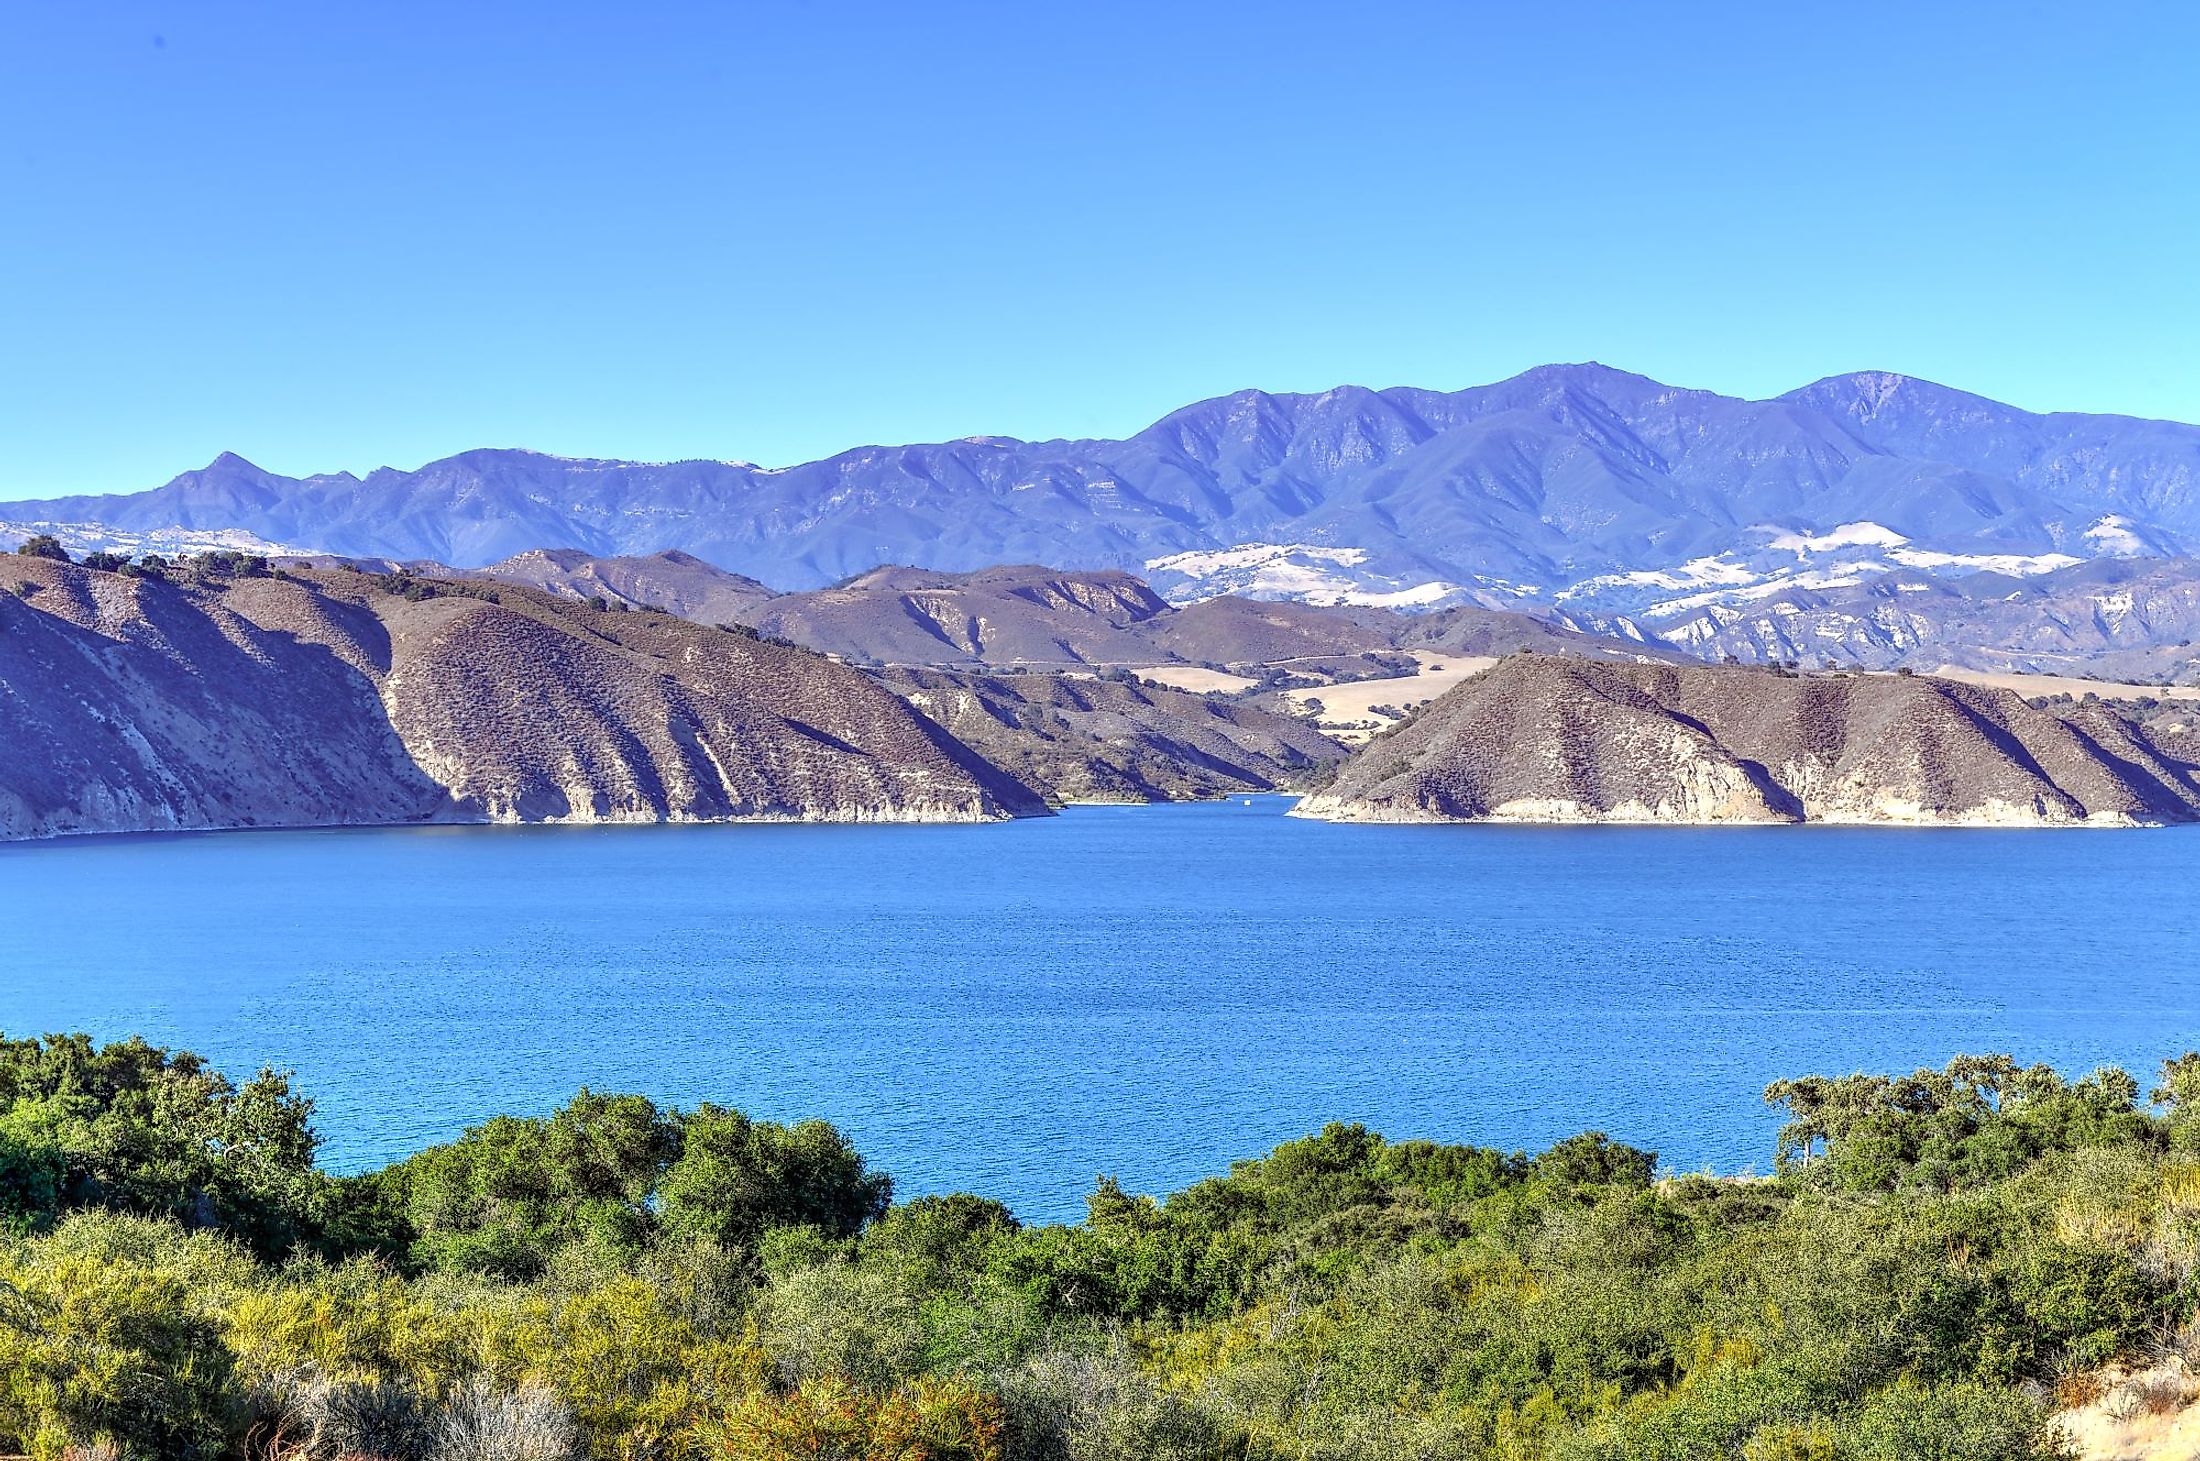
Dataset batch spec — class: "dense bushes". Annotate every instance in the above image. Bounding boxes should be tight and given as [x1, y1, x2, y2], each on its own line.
[377, 1090, 891, 1279]
[2, 1034, 2198, 1458]
[4, 545, 262, 580]
[0, 1034, 326, 1257]
[1765, 1055, 2161, 1191]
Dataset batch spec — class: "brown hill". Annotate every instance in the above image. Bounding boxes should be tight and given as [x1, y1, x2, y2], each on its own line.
[477, 547, 778, 624]
[1136, 597, 1399, 664]
[737, 561, 1654, 682]
[0, 557, 1043, 840]
[1394, 604, 1676, 659]
[878, 667, 1345, 803]
[1297, 656, 2200, 826]
[740, 564, 1171, 668]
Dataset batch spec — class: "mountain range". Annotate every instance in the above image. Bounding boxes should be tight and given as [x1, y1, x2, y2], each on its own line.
[0, 552, 1413, 837]
[10, 365, 2200, 619]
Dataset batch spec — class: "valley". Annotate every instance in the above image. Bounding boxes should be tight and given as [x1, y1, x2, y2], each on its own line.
[1279, 650, 1501, 743]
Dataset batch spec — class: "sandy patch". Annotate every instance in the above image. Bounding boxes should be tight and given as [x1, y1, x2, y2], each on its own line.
[2059, 1358, 2200, 1460]
[1135, 665, 1260, 694]
[1926, 667, 2200, 703]
[1283, 653, 1499, 744]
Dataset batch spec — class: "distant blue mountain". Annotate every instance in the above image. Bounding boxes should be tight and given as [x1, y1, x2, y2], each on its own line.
[9, 365, 2198, 596]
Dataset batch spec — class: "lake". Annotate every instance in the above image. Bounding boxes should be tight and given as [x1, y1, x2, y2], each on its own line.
[3, 799, 2196, 1222]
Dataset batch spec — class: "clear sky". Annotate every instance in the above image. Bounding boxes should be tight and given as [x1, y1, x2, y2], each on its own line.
[3, 1, 2196, 499]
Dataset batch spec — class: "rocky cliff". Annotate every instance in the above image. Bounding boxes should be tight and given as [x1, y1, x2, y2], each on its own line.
[1297, 657, 2200, 826]
[0, 558, 1044, 840]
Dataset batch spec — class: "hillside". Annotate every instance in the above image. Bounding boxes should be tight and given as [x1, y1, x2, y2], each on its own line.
[12, 366, 2200, 611]
[1130, 594, 1397, 664]
[741, 564, 1170, 668]
[476, 547, 778, 623]
[1298, 656, 2200, 826]
[877, 666, 1344, 802]
[0, 557, 1044, 839]
[1396, 601, 1675, 658]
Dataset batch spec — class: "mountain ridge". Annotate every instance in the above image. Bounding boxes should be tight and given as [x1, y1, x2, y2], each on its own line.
[11, 365, 2199, 608]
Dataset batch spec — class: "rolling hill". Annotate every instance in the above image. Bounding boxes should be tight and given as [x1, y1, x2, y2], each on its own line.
[729, 562, 1658, 678]
[1298, 657, 2200, 826]
[877, 667, 1344, 803]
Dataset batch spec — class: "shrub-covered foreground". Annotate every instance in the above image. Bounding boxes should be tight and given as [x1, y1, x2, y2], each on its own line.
[6, 1037, 2200, 1459]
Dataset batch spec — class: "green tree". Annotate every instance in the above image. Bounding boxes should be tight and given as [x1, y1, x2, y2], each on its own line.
[394, 1089, 678, 1278]
[1768, 1054, 2153, 1192]
[0, 1034, 324, 1257]
[2154, 1051, 2200, 1153]
[2153, 1051, 2200, 1112]
[658, 1105, 891, 1250]
[12, 535, 69, 562]
[1535, 1131, 1658, 1189]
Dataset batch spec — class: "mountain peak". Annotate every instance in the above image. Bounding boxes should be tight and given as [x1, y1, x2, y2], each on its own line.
[1501, 361, 1670, 393]
[1781, 371, 2012, 424]
[1513, 360, 1637, 383]
[152, 451, 291, 512]
[1470, 362, 1693, 420]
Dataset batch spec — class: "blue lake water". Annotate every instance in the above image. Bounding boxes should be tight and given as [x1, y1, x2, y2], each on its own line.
[2, 798, 2197, 1222]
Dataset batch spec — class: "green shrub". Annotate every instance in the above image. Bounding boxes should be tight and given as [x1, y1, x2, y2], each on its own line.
[0, 1232, 240, 1459]
[0, 1034, 325, 1257]
[0, 1037, 2184, 1458]
[659, 1105, 891, 1250]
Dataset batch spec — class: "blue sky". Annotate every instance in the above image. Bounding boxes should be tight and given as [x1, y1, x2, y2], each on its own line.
[3, 1, 2195, 499]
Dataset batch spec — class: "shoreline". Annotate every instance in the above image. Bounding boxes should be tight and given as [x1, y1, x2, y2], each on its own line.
[12, 791, 2200, 852]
